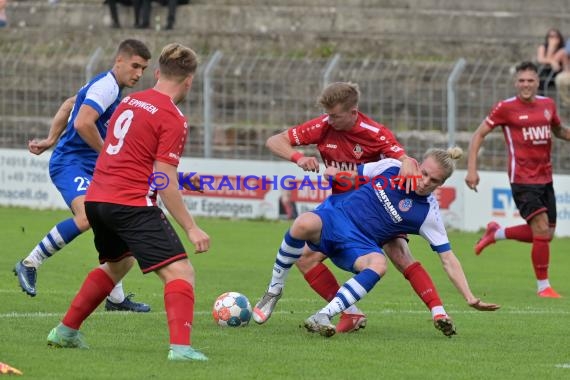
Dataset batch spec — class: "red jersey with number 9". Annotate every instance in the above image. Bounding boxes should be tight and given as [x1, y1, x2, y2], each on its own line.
[86, 88, 188, 206]
[485, 95, 560, 184]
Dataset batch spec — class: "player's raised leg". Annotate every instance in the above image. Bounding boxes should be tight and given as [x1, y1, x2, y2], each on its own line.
[304, 258, 384, 338]
[14, 217, 82, 297]
[252, 230, 305, 324]
[253, 213, 322, 324]
[298, 251, 367, 333]
[474, 221, 502, 255]
[16, 188, 151, 311]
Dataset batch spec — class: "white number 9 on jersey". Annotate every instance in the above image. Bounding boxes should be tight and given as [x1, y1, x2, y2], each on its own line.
[106, 109, 134, 155]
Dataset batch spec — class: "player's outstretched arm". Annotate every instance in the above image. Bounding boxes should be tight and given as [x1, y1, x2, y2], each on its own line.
[28, 96, 76, 155]
[465, 121, 492, 192]
[438, 250, 500, 311]
[156, 161, 210, 254]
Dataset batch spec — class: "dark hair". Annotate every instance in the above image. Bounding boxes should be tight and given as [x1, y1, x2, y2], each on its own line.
[515, 61, 538, 73]
[116, 39, 152, 60]
[543, 28, 565, 51]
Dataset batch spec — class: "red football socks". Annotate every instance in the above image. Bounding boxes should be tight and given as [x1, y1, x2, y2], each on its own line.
[62, 268, 115, 330]
[304, 262, 340, 302]
[531, 236, 550, 280]
[505, 224, 533, 243]
[403, 262, 443, 310]
[164, 279, 195, 345]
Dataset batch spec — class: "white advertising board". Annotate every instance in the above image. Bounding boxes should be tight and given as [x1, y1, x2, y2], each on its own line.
[1, 148, 569, 236]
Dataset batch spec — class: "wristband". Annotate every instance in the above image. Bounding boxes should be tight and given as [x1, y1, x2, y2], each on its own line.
[290, 151, 304, 163]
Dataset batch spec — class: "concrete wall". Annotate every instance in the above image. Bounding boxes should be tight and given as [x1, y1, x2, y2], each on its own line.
[5, 1, 569, 60]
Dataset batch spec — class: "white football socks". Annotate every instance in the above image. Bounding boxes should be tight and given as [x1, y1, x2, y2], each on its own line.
[107, 281, 126, 303]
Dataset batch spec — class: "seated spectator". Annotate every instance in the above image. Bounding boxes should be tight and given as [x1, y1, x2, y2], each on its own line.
[0, 0, 7, 28]
[105, 0, 143, 29]
[138, 0, 181, 30]
[105, 0, 121, 28]
[564, 38, 570, 71]
[537, 28, 566, 72]
[555, 41, 570, 106]
[536, 28, 566, 94]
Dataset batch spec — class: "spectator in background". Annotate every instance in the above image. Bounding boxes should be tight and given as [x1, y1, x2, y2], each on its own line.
[554, 38, 570, 106]
[106, 0, 144, 29]
[138, 0, 180, 30]
[537, 28, 566, 72]
[0, 0, 8, 28]
[106, 0, 122, 29]
[536, 28, 566, 94]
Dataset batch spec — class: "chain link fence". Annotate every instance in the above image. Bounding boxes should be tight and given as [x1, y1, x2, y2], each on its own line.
[1, 41, 569, 173]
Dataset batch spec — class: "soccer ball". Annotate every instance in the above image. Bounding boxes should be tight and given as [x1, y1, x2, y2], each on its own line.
[212, 292, 252, 327]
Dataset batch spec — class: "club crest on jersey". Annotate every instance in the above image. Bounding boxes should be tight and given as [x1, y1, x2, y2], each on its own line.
[353, 144, 363, 159]
[544, 109, 551, 122]
[398, 198, 413, 212]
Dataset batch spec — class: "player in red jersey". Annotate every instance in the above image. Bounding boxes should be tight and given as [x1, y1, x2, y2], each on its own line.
[46, 43, 211, 361]
[253, 82, 458, 336]
[466, 61, 570, 298]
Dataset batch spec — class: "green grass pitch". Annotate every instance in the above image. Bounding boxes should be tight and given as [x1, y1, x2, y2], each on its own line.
[1, 207, 569, 379]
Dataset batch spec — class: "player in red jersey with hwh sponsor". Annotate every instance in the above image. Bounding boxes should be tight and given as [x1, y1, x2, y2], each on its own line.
[466, 61, 570, 298]
[253, 82, 459, 336]
[46, 43, 211, 361]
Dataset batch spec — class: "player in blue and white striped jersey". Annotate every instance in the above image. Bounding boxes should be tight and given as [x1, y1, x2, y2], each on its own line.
[14, 40, 152, 312]
[259, 147, 500, 337]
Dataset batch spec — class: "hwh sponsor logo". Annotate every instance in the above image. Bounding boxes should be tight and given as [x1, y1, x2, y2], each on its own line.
[522, 125, 550, 141]
[324, 160, 357, 171]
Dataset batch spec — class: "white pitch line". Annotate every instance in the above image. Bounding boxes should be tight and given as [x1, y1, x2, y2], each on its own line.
[1, 308, 569, 319]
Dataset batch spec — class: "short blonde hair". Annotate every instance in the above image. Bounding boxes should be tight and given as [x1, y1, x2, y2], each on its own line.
[158, 43, 199, 81]
[317, 82, 360, 111]
[424, 146, 463, 181]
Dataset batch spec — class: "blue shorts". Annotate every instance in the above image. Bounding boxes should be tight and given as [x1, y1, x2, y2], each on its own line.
[308, 196, 384, 273]
[49, 162, 94, 208]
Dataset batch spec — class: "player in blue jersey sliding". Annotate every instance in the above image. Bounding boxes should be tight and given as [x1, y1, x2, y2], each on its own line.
[14, 39, 152, 312]
[255, 147, 500, 337]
